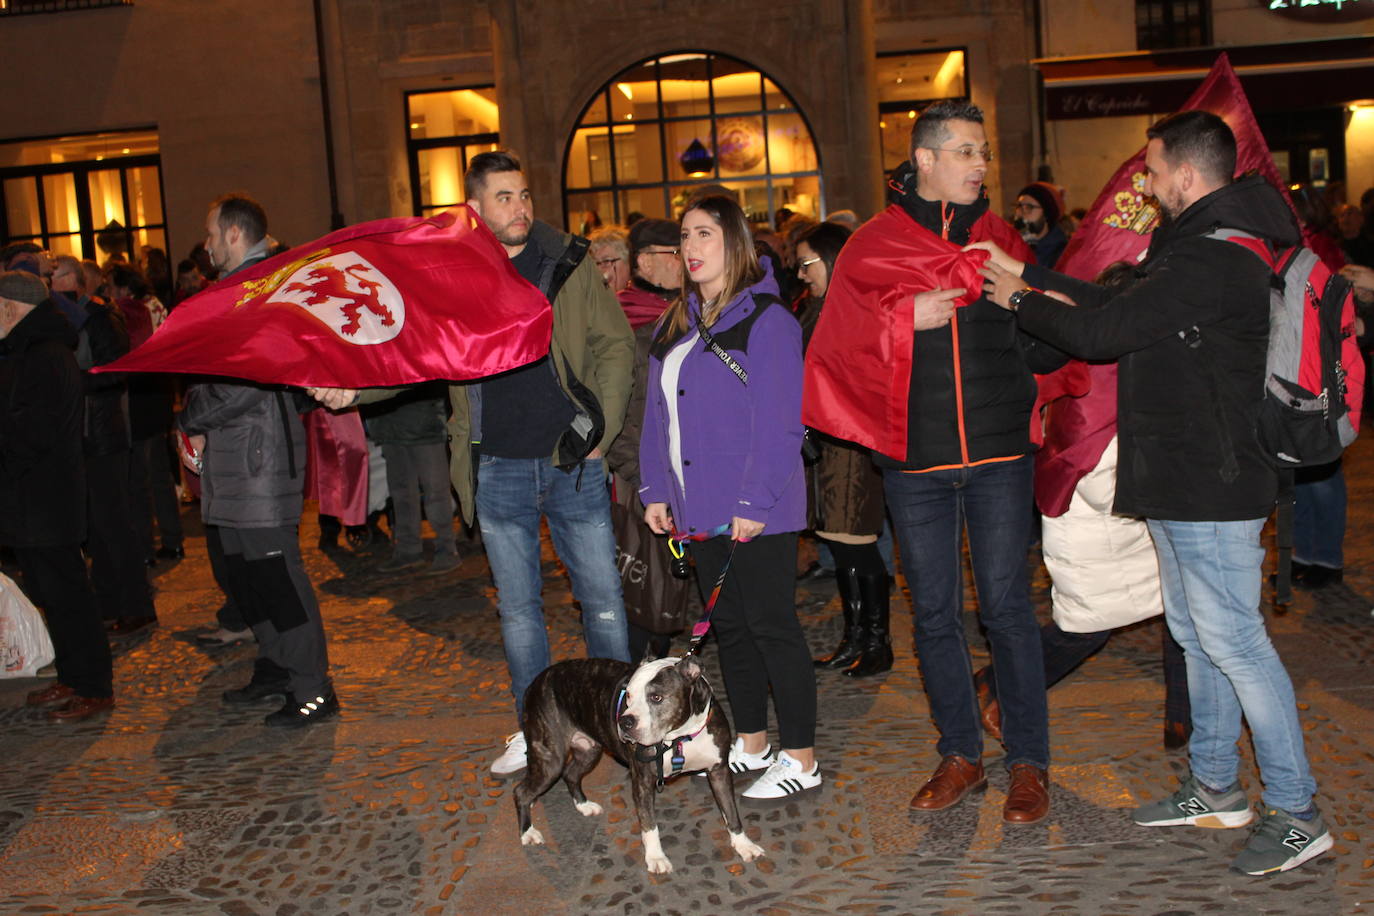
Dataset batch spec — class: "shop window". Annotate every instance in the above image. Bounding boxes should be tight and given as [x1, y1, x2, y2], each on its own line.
[1136, 0, 1211, 50]
[406, 87, 500, 217]
[0, 128, 165, 262]
[563, 53, 823, 229]
[875, 49, 969, 176]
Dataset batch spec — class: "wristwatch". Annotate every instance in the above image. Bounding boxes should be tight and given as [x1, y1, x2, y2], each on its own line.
[1007, 287, 1034, 312]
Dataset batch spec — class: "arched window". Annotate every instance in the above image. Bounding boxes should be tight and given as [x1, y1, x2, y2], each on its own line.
[562, 52, 822, 231]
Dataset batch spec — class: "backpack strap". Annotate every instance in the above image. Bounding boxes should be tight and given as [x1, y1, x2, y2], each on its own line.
[546, 235, 591, 305]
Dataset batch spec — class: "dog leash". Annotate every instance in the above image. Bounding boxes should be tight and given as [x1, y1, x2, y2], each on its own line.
[667, 523, 738, 657]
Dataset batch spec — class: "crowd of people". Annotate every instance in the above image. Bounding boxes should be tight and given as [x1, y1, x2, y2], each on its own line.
[5, 99, 1374, 877]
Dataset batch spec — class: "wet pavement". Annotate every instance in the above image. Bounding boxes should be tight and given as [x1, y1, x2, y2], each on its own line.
[3, 438, 1373, 916]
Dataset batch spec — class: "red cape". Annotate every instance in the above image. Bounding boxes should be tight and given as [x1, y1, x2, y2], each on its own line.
[802, 204, 1033, 461]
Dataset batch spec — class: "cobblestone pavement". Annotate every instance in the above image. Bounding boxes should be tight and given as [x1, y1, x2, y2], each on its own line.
[3, 437, 1373, 916]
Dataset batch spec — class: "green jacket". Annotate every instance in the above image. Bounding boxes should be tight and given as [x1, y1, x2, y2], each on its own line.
[361, 219, 633, 524]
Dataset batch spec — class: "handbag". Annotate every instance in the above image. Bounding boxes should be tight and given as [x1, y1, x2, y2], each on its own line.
[609, 475, 692, 635]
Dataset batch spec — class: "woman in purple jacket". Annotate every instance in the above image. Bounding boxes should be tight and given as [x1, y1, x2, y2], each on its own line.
[639, 195, 820, 800]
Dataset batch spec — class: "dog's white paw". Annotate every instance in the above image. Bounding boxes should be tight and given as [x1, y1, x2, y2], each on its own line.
[574, 800, 603, 817]
[641, 827, 673, 874]
[520, 826, 545, 846]
[730, 831, 766, 862]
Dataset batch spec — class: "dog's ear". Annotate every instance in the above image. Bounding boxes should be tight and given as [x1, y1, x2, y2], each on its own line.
[638, 645, 659, 665]
[677, 657, 702, 681]
[688, 672, 712, 718]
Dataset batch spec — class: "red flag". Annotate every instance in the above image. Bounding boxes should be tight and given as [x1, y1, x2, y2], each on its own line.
[100, 206, 552, 387]
[1035, 52, 1293, 515]
[1055, 52, 1288, 284]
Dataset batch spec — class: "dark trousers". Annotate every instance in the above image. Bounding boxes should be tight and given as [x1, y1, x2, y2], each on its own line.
[692, 531, 816, 749]
[381, 440, 455, 559]
[884, 456, 1050, 769]
[205, 525, 246, 631]
[86, 450, 155, 621]
[218, 525, 331, 699]
[129, 433, 184, 554]
[15, 545, 113, 698]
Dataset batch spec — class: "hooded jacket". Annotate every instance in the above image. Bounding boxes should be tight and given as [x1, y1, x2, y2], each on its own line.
[638, 265, 805, 535]
[1018, 175, 1297, 521]
[0, 300, 87, 547]
[178, 240, 310, 528]
[360, 219, 634, 525]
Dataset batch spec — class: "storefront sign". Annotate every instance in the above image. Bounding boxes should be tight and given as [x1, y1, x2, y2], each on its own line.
[1264, 0, 1374, 23]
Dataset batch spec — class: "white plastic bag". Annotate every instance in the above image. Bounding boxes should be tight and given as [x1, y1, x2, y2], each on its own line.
[0, 572, 55, 678]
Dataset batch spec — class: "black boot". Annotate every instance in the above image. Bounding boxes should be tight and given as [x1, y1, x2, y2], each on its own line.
[815, 568, 864, 669]
[844, 572, 893, 677]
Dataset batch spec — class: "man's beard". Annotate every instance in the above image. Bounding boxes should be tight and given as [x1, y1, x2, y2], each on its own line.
[1013, 216, 1046, 240]
[493, 221, 530, 247]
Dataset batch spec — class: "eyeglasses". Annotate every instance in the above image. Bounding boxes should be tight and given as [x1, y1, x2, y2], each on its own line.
[922, 145, 994, 163]
[797, 256, 822, 271]
[640, 248, 679, 257]
[594, 257, 623, 268]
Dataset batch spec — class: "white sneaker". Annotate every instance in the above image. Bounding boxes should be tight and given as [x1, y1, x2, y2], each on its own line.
[696, 737, 775, 778]
[741, 751, 822, 800]
[491, 731, 528, 776]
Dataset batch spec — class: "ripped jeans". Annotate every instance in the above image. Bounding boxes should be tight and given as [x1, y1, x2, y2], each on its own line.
[476, 455, 630, 721]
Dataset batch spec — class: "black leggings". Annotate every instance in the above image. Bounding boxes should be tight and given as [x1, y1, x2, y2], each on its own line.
[823, 538, 886, 577]
[692, 531, 816, 748]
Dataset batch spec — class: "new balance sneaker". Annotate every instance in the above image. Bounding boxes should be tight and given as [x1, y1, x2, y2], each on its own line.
[1132, 775, 1255, 828]
[1230, 807, 1333, 875]
[741, 751, 822, 800]
[491, 731, 528, 776]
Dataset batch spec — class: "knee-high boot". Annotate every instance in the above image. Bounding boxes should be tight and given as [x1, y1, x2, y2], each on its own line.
[814, 568, 864, 669]
[844, 571, 893, 677]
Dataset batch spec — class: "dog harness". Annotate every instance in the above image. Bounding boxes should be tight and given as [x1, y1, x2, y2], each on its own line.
[616, 687, 713, 792]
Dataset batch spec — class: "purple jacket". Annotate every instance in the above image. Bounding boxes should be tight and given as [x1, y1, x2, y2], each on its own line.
[638, 269, 805, 536]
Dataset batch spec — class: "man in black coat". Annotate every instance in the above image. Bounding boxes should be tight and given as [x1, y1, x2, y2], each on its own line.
[976, 111, 1331, 876]
[0, 270, 115, 721]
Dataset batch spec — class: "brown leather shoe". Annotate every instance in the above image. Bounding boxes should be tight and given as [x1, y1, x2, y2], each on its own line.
[27, 682, 75, 707]
[909, 755, 986, 811]
[1002, 764, 1050, 824]
[974, 668, 1003, 741]
[47, 695, 115, 722]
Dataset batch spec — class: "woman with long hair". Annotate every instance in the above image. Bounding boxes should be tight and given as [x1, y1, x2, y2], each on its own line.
[796, 221, 893, 677]
[639, 195, 820, 799]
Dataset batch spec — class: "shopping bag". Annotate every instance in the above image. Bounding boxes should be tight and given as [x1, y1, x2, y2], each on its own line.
[0, 572, 56, 678]
[610, 477, 692, 636]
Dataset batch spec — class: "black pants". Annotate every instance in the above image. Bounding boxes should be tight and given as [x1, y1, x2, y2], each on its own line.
[205, 525, 245, 631]
[218, 525, 331, 700]
[692, 531, 816, 749]
[129, 433, 184, 554]
[86, 450, 155, 621]
[823, 539, 886, 577]
[15, 544, 113, 698]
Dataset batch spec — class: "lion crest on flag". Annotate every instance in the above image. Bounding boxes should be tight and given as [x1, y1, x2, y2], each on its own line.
[266, 252, 405, 345]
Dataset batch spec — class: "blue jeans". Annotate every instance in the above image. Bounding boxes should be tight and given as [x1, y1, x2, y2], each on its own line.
[1147, 518, 1316, 812]
[476, 455, 630, 722]
[884, 456, 1049, 769]
[1293, 460, 1345, 570]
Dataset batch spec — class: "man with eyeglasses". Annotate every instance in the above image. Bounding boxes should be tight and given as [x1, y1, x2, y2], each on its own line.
[1013, 182, 1069, 269]
[802, 100, 1065, 825]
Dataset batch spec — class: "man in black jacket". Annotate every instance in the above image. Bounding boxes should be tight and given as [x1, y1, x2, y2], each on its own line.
[978, 111, 1330, 875]
[0, 270, 115, 721]
[179, 194, 337, 728]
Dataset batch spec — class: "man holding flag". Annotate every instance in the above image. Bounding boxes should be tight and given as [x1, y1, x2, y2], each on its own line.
[976, 110, 1332, 875]
[178, 193, 338, 728]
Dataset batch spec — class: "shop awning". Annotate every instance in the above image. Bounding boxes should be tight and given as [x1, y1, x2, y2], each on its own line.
[1037, 37, 1374, 120]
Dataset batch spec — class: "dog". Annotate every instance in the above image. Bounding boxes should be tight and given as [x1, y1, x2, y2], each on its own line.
[513, 656, 766, 874]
